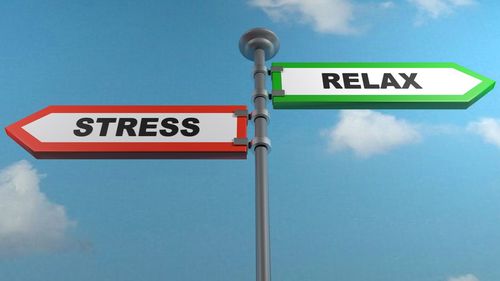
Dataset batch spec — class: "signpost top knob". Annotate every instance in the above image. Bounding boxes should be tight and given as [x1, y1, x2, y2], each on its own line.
[239, 28, 280, 61]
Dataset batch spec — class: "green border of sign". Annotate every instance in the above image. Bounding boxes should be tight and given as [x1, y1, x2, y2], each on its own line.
[271, 62, 495, 109]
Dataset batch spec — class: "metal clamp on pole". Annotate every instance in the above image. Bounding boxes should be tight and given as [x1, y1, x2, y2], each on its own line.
[254, 65, 268, 77]
[250, 109, 270, 123]
[252, 89, 270, 102]
[250, 136, 272, 152]
[240, 28, 280, 281]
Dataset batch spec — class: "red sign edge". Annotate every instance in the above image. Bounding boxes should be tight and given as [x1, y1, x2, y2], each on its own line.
[5, 105, 248, 160]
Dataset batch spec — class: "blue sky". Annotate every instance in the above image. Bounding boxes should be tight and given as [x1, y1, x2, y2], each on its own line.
[1, 1, 500, 281]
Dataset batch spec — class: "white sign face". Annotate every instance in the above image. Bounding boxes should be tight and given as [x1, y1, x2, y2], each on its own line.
[281, 68, 481, 96]
[23, 113, 237, 143]
[6, 105, 249, 159]
[271, 63, 495, 109]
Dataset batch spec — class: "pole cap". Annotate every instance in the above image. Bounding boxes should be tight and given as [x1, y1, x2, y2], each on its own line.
[239, 28, 280, 61]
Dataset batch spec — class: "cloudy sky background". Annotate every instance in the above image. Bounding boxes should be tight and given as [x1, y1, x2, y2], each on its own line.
[1, 1, 499, 281]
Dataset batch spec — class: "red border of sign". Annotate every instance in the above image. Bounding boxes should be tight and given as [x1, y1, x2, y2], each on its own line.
[5, 105, 248, 159]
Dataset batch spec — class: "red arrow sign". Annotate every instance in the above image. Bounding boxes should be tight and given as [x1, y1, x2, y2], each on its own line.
[5, 105, 248, 159]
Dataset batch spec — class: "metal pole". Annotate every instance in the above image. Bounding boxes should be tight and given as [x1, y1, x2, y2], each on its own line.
[239, 28, 280, 281]
[254, 48, 271, 281]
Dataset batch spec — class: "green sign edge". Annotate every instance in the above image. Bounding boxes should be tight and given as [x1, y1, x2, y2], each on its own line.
[270, 62, 496, 109]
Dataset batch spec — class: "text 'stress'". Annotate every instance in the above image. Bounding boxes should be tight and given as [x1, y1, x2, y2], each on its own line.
[5, 105, 248, 159]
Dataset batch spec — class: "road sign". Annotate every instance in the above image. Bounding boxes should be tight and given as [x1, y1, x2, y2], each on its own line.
[5, 105, 248, 159]
[270, 62, 495, 109]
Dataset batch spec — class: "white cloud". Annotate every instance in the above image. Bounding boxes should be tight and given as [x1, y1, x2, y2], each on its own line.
[467, 118, 500, 148]
[448, 274, 479, 281]
[409, 0, 476, 22]
[323, 110, 421, 157]
[248, 0, 357, 34]
[249, 0, 477, 34]
[0, 160, 75, 256]
[380, 1, 396, 9]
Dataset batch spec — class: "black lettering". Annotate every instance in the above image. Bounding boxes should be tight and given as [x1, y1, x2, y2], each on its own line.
[74, 118, 94, 137]
[381, 73, 401, 89]
[361, 73, 380, 89]
[96, 118, 117, 136]
[159, 118, 179, 137]
[139, 118, 159, 137]
[399, 73, 422, 89]
[342, 73, 361, 89]
[181, 118, 200, 137]
[322, 73, 342, 89]
[116, 118, 138, 136]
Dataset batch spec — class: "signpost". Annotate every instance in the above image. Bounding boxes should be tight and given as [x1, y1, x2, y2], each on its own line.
[240, 28, 279, 281]
[4, 28, 497, 281]
[271, 62, 495, 109]
[5, 105, 248, 159]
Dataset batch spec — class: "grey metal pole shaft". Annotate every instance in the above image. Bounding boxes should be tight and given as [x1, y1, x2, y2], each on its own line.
[239, 28, 280, 281]
[254, 48, 271, 281]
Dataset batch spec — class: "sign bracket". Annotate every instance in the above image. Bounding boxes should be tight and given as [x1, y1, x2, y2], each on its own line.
[233, 138, 249, 146]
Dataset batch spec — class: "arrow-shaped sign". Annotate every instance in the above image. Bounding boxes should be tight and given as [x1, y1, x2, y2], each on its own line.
[5, 105, 248, 159]
[271, 62, 495, 109]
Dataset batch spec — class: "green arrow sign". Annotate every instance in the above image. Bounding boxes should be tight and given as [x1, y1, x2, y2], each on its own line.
[271, 62, 495, 109]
